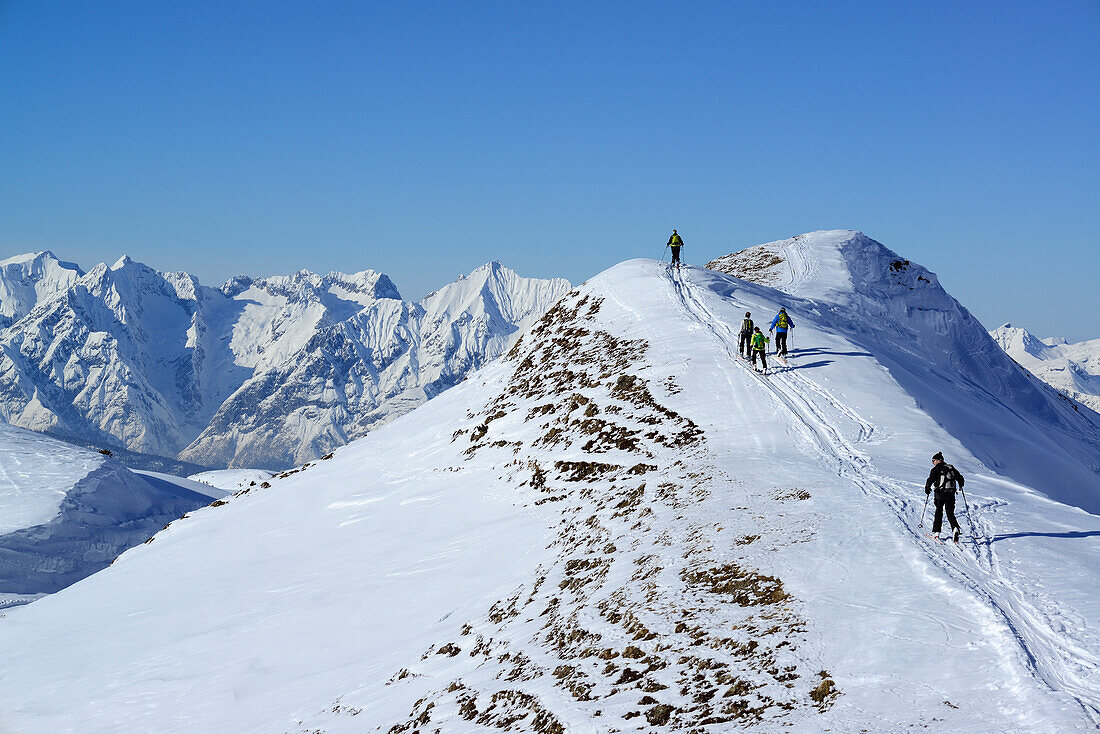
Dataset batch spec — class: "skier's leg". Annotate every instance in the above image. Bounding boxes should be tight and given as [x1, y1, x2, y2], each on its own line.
[760, 351, 768, 371]
[932, 491, 945, 534]
[945, 492, 960, 530]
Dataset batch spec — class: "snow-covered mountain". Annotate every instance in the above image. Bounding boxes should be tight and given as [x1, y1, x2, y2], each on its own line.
[2, 231, 1098, 732]
[180, 261, 570, 468]
[990, 323, 1100, 413]
[0, 254, 569, 468]
[0, 421, 216, 608]
[0, 251, 83, 328]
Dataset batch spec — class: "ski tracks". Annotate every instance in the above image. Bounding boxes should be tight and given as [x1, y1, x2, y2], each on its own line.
[668, 266, 1100, 726]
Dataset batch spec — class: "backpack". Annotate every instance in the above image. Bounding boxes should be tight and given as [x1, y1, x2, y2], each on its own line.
[776, 312, 789, 329]
[741, 318, 753, 334]
[939, 464, 960, 492]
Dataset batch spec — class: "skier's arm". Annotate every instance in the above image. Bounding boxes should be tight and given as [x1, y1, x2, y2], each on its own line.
[925, 469, 936, 494]
[955, 468, 964, 488]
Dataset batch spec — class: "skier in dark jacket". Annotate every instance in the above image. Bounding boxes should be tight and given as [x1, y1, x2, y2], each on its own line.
[739, 312, 754, 358]
[769, 308, 794, 357]
[667, 230, 684, 267]
[925, 451, 964, 541]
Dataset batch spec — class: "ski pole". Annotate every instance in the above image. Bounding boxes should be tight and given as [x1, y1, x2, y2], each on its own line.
[960, 486, 974, 535]
[918, 490, 930, 529]
[662, 244, 668, 262]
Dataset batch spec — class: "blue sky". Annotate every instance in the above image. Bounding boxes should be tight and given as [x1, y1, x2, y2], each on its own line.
[1, 1, 1097, 338]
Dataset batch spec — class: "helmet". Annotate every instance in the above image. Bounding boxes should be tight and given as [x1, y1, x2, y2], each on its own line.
[745, 311, 751, 317]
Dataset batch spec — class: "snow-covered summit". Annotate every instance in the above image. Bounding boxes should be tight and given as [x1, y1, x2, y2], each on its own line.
[710, 230, 1100, 505]
[0, 251, 83, 327]
[2, 245, 1098, 732]
[991, 322, 1100, 413]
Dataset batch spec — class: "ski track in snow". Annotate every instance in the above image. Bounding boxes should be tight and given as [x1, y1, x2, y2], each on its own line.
[666, 264, 1100, 727]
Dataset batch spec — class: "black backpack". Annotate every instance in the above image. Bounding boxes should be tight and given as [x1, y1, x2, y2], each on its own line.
[939, 464, 961, 492]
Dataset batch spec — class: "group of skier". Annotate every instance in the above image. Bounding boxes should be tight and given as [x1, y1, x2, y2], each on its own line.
[664, 229, 970, 544]
[666, 231, 793, 374]
[735, 309, 793, 372]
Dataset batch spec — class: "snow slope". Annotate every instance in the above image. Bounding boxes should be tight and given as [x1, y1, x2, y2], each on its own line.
[0, 255, 568, 468]
[991, 323, 1100, 414]
[0, 422, 212, 606]
[1, 233, 1098, 732]
[187, 468, 275, 493]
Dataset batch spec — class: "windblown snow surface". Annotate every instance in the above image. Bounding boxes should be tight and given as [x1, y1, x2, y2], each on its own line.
[0, 422, 212, 608]
[1, 231, 1098, 732]
[991, 323, 1100, 414]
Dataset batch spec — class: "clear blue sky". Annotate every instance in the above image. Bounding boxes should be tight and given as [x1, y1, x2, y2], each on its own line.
[2, 1, 1097, 339]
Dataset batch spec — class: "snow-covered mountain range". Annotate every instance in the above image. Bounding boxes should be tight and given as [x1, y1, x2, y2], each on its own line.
[990, 323, 1100, 414]
[0, 420, 218, 608]
[2, 231, 1098, 732]
[0, 252, 569, 468]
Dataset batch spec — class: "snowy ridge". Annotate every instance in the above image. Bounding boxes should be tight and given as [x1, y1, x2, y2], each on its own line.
[187, 468, 275, 493]
[1, 237, 1098, 732]
[710, 230, 1100, 512]
[0, 254, 569, 468]
[0, 421, 211, 605]
[991, 323, 1100, 414]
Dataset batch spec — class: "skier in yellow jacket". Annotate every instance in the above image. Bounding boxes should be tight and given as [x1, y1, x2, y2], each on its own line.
[667, 230, 684, 267]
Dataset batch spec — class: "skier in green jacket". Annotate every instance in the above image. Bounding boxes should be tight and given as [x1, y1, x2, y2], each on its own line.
[667, 230, 684, 267]
[750, 327, 769, 372]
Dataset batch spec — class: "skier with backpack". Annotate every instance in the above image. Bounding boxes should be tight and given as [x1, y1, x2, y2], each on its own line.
[769, 308, 794, 357]
[739, 312, 754, 359]
[749, 327, 769, 373]
[667, 230, 684, 267]
[925, 452, 964, 542]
